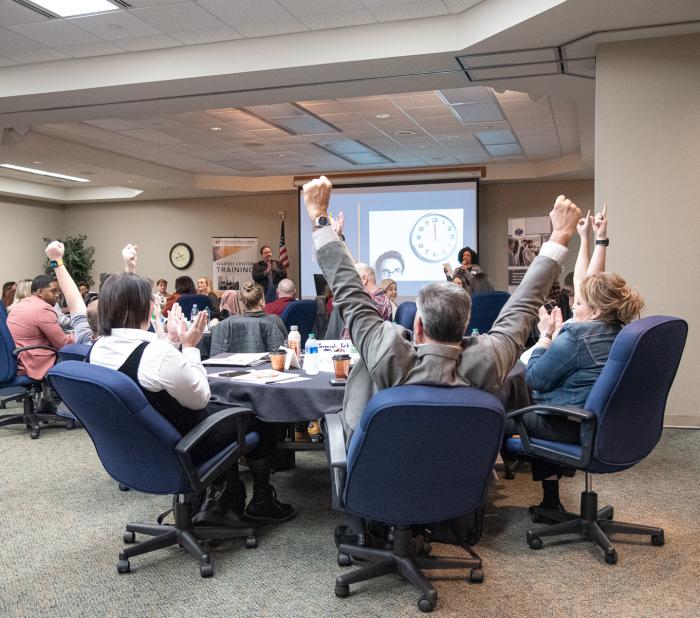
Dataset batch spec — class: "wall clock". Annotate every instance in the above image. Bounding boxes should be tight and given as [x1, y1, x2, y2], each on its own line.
[409, 213, 457, 262]
[169, 242, 193, 270]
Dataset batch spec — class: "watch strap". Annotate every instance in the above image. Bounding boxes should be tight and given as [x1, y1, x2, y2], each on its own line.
[314, 215, 330, 227]
[50, 259, 64, 268]
[595, 238, 609, 246]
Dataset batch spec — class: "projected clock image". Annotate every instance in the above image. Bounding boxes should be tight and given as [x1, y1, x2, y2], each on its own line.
[409, 213, 458, 262]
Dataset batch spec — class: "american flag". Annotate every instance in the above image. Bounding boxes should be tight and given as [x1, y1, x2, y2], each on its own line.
[279, 219, 290, 269]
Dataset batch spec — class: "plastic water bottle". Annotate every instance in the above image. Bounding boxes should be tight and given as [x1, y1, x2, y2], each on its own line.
[288, 325, 301, 358]
[471, 328, 479, 336]
[304, 333, 319, 376]
[190, 304, 199, 321]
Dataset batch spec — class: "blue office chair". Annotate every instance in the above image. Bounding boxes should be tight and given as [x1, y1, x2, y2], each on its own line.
[325, 385, 505, 612]
[466, 291, 510, 334]
[395, 301, 417, 331]
[0, 302, 70, 438]
[506, 316, 687, 564]
[47, 361, 260, 577]
[280, 299, 317, 347]
[57, 343, 91, 362]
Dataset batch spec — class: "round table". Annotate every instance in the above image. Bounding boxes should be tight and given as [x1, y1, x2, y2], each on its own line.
[206, 364, 344, 423]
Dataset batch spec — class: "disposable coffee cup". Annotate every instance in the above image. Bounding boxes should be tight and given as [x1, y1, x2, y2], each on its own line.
[270, 349, 287, 372]
[332, 353, 351, 379]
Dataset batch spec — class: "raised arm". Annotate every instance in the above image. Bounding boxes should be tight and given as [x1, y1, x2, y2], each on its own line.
[573, 210, 592, 304]
[45, 241, 86, 317]
[587, 203, 608, 276]
[122, 243, 138, 273]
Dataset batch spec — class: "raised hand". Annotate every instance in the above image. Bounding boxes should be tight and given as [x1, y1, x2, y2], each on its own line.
[549, 195, 582, 247]
[537, 305, 556, 338]
[122, 243, 138, 273]
[576, 210, 592, 238]
[551, 306, 564, 340]
[45, 240, 65, 261]
[302, 176, 332, 222]
[166, 303, 184, 344]
[181, 310, 208, 348]
[593, 203, 608, 239]
[332, 210, 345, 237]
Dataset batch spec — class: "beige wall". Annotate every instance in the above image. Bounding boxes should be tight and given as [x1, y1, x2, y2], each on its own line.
[0, 197, 64, 285]
[479, 180, 594, 290]
[596, 34, 700, 420]
[61, 192, 299, 289]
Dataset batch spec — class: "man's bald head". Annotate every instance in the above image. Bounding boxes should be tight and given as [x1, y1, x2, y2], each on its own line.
[355, 263, 377, 286]
[277, 278, 296, 299]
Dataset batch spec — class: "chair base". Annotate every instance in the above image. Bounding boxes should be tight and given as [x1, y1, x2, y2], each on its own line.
[118, 494, 258, 577]
[0, 384, 74, 439]
[526, 490, 664, 564]
[335, 525, 483, 613]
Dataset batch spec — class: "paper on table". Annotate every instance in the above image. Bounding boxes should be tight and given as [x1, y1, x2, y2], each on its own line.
[212, 369, 299, 385]
[203, 352, 268, 366]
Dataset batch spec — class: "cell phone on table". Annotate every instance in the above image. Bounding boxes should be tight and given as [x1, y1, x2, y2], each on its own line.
[329, 378, 347, 386]
[218, 370, 249, 378]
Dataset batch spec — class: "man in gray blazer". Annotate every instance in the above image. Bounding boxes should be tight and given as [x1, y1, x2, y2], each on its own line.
[303, 176, 581, 439]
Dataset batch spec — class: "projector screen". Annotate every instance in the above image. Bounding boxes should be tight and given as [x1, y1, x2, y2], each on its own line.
[299, 180, 478, 299]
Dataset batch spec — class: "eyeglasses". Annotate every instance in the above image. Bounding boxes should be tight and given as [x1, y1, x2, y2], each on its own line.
[380, 267, 403, 278]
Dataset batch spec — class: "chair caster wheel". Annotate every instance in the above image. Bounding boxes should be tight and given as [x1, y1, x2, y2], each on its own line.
[527, 532, 543, 550]
[65, 419, 75, 430]
[420, 542, 432, 556]
[118, 483, 130, 492]
[335, 584, 350, 598]
[651, 533, 664, 546]
[337, 552, 352, 567]
[605, 507, 614, 520]
[200, 562, 214, 578]
[245, 536, 258, 549]
[123, 531, 136, 544]
[604, 549, 618, 565]
[117, 559, 131, 574]
[30, 430, 40, 439]
[469, 568, 484, 583]
[504, 468, 516, 480]
[417, 595, 435, 613]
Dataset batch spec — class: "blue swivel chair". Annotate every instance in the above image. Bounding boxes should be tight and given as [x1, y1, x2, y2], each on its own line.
[325, 385, 505, 612]
[465, 291, 510, 334]
[0, 302, 70, 438]
[506, 316, 687, 564]
[280, 299, 317, 347]
[47, 361, 260, 577]
[395, 301, 417, 331]
[57, 343, 91, 362]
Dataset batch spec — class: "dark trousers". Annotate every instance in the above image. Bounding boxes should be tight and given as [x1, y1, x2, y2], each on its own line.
[504, 411, 580, 481]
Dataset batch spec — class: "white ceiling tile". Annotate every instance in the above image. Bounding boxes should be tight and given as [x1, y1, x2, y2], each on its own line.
[56, 41, 124, 58]
[132, 2, 227, 33]
[8, 20, 102, 47]
[278, 0, 365, 15]
[298, 10, 376, 30]
[0, 0, 48, 27]
[171, 26, 243, 44]
[198, 0, 293, 25]
[369, 1, 449, 22]
[235, 19, 307, 38]
[362, 0, 429, 7]
[121, 128, 187, 145]
[443, 0, 483, 13]
[68, 11, 161, 41]
[0, 27, 48, 52]
[115, 34, 183, 51]
[0, 54, 18, 67]
[2, 47, 69, 63]
[83, 118, 143, 131]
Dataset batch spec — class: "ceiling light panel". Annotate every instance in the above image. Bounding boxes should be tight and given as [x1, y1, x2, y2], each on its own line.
[21, 0, 120, 18]
[242, 103, 340, 135]
[451, 101, 503, 123]
[315, 139, 394, 165]
[0, 163, 90, 182]
[484, 143, 523, 157]
[474, 129, 517, 145]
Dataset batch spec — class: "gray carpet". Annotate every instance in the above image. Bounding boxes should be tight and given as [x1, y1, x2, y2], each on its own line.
[1, 417, 698, 617]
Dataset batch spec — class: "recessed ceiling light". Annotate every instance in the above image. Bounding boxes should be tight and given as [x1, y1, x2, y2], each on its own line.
[243, 141, 264, 147]
[0, 163, 90, 183]
[32, 160, 43, 164]
[210, 126, 222, 131]
[394, 130, 416, 136]
[25, 0, 120, 18]
[278, 154, 287, 158]
[375, 113, 391, 119]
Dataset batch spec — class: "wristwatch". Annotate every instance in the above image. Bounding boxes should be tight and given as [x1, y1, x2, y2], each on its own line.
[50, 259, 64, 268]
[595, 238, 609, 246]
[314, 215, 331, 227]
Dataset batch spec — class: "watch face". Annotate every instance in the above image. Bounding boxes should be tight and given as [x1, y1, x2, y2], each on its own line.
[169, 243, 193, 270]
[409, 213, 458, 262]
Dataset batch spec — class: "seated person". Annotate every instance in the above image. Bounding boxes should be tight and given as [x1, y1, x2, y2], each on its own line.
[154, 279, 168, 308]
[163, 276, 212, 317]
[210, 283, 287, 355]
[302, 177, 581, 440]
[89, 273, 294, 524]
[264, 278, 296, 316]
[7, 279, 31, 312]
[196, 276, 220, 314]
[2, 281, 16, 307]
[379, 278, 398, 321]
[218, 289, 241, 320]
[340, 263, 391, 340]
[7, 274, 75, 380]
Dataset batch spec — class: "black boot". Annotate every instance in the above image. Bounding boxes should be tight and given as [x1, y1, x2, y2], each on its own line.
[243, 457, 295, 524]
[193, 466, 247, 527]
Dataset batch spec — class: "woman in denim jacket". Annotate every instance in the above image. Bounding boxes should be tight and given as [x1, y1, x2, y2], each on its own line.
[520, 271, 644, 515]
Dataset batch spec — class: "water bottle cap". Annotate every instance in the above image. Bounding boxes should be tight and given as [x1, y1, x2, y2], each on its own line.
[308, 333, 315, 338]
[291, 325, 298, 330]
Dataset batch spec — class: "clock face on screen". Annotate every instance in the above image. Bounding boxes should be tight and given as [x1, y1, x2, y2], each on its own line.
[409, 213, 458, 262]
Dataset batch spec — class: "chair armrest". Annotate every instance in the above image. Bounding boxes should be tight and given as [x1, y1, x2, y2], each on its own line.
[324, 412, 348, 511]
[13, 344, 58, 359]
[507, 404, 596, 469]
[175, 406, 256, 490]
